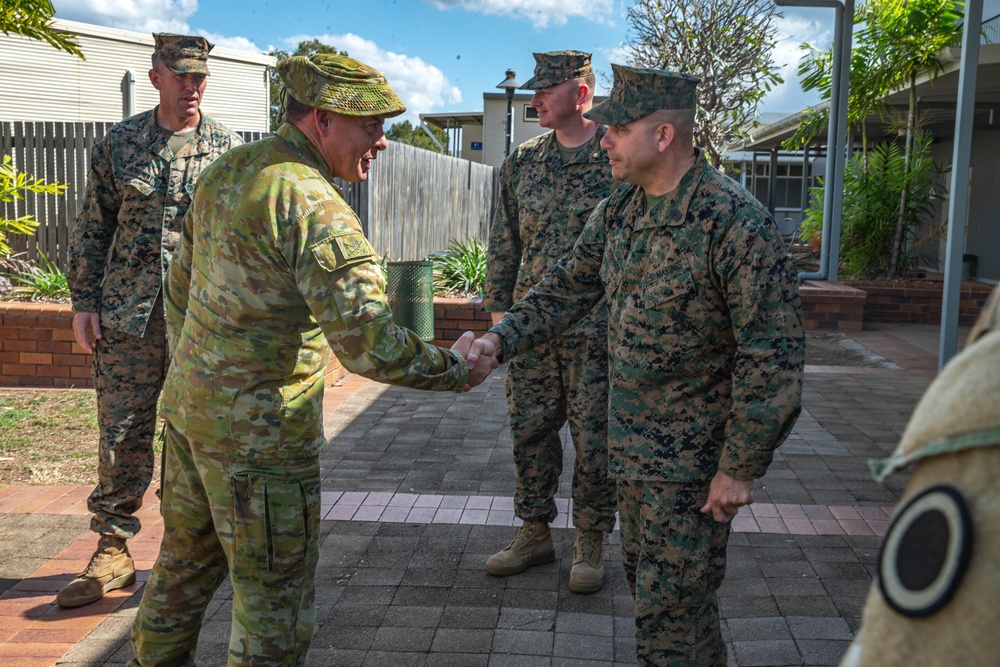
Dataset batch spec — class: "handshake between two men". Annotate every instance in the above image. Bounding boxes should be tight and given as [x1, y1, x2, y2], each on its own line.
[449, 330, 505, 392]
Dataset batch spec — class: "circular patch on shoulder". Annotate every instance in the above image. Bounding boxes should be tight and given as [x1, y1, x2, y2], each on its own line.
[878, 484, 973, 618]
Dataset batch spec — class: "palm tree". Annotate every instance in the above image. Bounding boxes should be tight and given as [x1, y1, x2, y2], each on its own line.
[860, 0, 965, 275]
[787, 0, 965, 276]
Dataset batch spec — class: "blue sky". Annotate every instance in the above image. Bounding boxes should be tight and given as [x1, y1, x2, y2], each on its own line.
[52, 0, 834, 127]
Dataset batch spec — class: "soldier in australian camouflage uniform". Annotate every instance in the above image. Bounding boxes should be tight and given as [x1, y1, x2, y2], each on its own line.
[482, 51, 617, 594]
[473, 65, 805, 665]
[61, 34, 242, 609]
[127, 54, 495, 666]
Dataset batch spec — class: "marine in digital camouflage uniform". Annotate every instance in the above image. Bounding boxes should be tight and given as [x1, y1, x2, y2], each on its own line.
[61, 33, 242, 609]
[481, 65, 805, 665]
[128, 54, 491, 666]
[482, 50, 617, 594]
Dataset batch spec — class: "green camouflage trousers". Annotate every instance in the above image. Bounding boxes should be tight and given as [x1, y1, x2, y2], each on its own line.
[130, 422, 321, 666]
[88, 307, 167, 539]
[505, 335, 616, 532]
[618, 479, 730, 667]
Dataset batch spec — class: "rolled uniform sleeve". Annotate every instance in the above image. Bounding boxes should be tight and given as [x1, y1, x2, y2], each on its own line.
[482, 156, 520, 313]
[163, 206, 194, 354]
[68, 140, 119, 313]
[714, 211, 805, 479]
[492, 199, 609, 356]
[294, 202, 468, 392]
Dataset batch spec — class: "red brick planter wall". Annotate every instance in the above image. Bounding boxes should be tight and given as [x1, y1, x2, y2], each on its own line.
[799, 281, 866, 331]
[430, 296, 493, 346]
[4, 284, 994, 388]
[0, 303, 91, 388]
[432, 290, 874, 336]
[844, 280, 994, 325]
[0, 302, 348, 389]
[1, 298, 494, 388]
[431, 283, 996, 336]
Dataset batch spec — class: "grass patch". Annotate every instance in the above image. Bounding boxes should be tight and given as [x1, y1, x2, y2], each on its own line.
[0, 390, 163, 486]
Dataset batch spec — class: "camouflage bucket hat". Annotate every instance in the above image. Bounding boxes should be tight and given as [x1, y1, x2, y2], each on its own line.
[520, 50, 593, 90]
[153, 33, 213, 75]
[585, 64, 700, 125]
[277, 54, 406, 118]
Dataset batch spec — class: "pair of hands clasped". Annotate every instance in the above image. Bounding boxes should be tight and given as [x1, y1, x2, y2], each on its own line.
[450, 331, 504, 392]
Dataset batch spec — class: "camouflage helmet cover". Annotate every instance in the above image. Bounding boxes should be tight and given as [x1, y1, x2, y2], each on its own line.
[153, 33, 213, 76]
[520, 50, 593, 90]
[585, 64, 700, 125]
[277, 54, 406, 118]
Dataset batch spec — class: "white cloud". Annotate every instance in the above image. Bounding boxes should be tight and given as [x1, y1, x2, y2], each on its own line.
[281, 33, 463, 126]
[53, 0, 197, 33]
[596, 44, 630, 66]
[591, 43, 631, 94]
[760, 14, 832, 115]
[197, 31, 264, 54]
[426, 0, 614, 29]
[53, 1, 264, 54]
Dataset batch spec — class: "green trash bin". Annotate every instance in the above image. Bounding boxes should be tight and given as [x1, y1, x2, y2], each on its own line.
[385, 260, 435, 341]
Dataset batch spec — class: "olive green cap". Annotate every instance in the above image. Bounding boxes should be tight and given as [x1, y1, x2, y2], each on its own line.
[520, 50, 593, 90]
[585, 64, 700, 125]
[153, 33, 212, 75]
[276, 54, 406, 118]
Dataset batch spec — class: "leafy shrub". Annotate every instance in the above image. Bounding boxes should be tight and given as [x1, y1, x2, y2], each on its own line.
[800, 134, 944, 278]
[431, 238, 486, 296]
[3, 251, 70, 301]
[1, 154, 67, 256]
[799, 184, 824, 249]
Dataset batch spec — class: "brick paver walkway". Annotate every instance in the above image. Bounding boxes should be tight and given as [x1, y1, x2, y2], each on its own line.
[0, 323, 965, 665]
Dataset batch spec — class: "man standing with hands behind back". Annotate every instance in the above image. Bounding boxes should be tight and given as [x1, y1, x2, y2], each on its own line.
[483, 50, 617, 594]
[61, 34, 241, 609]
[471, 65, 804, 665]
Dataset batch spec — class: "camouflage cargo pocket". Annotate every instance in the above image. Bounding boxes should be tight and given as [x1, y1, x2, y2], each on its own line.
[649, 485, 728, 608]
[230, 461, 316, 574]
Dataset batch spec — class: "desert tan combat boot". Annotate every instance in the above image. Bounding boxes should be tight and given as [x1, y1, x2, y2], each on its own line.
[486, 519, 555, 576]
[56, 534, 136, 608]
[568, 528, 605, 594]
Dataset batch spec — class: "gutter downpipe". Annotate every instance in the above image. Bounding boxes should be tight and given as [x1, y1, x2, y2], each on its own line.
[826, 0, 855, 282]
[776, 0, 854, 282]
[767, 146, 778, 215]
[121, 69, 136, 120]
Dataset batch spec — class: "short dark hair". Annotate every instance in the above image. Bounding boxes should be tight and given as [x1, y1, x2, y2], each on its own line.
[284, 93, 313, 123]
[649, 108, 696, 137]
[577, 73, 596, 102]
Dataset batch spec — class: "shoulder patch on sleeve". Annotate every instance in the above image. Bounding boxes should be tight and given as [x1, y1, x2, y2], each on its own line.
[310, 232, 376, 272]
[336, 233, 375, 261]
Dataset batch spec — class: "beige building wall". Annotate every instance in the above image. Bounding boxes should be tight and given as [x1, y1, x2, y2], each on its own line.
[461, 124, 484, 164]
[483, 92, 548, 167]
[0, 19, 273, 132]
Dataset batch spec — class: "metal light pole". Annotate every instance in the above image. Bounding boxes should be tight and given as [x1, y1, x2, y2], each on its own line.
[496, 69, 520, 157]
